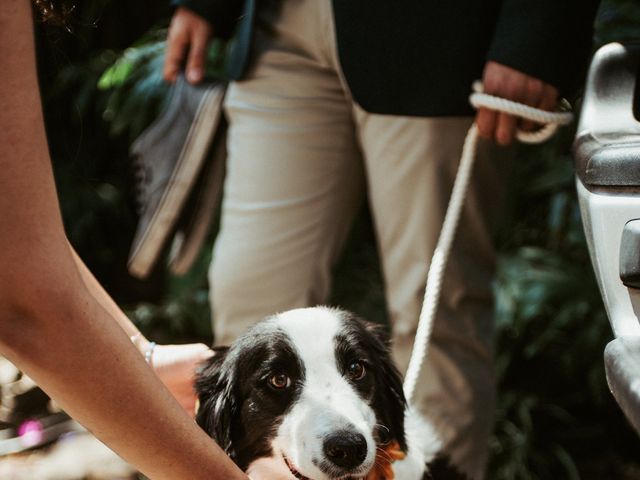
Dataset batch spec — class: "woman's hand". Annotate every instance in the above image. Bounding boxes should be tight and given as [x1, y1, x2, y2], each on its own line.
[151, 343, 213, 417]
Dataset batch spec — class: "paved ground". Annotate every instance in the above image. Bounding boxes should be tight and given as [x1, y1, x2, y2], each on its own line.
[0, 355, 138, 480]
[0, 431, 136, 480]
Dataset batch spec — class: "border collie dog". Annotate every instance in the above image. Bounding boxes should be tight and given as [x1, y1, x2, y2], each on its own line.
[196, 307, 468, 479]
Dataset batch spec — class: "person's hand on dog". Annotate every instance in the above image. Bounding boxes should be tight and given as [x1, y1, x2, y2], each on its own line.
[164, 7, 212, 84]
[152, 343, 213, 417]
[246, 456, 297, 479]
[476, 61, 559, 146]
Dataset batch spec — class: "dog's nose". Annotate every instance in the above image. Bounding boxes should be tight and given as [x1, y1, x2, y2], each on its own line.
[323, 430, 367, 470]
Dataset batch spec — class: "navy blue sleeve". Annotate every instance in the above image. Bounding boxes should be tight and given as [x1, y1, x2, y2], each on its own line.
[487, 0, 601, 95]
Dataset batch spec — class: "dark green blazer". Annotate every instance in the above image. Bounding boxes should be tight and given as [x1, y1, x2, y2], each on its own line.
[173, 0, 600, 116]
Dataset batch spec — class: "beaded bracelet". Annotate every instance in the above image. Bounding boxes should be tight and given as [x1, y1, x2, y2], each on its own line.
[130, 333, 155, 366]
[145, 342, 156, 366]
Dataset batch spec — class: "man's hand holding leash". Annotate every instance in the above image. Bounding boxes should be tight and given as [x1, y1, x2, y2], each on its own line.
[476, 61, 560, 146]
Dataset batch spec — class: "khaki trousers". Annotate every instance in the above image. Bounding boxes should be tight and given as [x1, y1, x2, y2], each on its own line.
[210, 0, 511, 477]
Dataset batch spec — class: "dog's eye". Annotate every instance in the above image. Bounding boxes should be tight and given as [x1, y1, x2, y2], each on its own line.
[269, 373, 291, 390]
[347, 360, 366, 381]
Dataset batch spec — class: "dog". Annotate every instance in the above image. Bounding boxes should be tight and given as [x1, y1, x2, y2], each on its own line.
[196, 307, 469, 479]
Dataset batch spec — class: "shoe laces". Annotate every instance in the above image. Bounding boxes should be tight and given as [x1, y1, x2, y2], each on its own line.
[132, 156, 153, 214]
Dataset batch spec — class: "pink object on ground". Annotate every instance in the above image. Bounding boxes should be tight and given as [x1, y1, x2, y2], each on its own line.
[18, 419, 44, 447]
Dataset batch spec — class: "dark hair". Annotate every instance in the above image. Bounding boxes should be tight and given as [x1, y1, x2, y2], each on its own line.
[32, 0, 74, 31]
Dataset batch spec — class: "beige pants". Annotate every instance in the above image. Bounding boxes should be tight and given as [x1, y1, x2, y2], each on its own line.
[210, 0, 511, 477]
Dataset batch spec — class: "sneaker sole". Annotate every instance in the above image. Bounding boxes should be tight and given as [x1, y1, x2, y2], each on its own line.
[168, 122, 227, 276]
[127, 87, 225, 279]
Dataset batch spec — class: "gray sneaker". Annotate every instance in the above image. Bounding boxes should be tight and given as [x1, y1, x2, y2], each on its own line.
[168, 119, 227, 276]
[127, 75, 226, 279]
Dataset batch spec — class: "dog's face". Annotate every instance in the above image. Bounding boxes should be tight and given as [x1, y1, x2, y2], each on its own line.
[196, 307, 407, 479]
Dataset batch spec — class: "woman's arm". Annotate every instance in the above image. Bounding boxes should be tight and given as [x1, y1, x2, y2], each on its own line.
[71, 246, 213, 416]
[70, 246, 149, 345]
[0, 1, 245, 478]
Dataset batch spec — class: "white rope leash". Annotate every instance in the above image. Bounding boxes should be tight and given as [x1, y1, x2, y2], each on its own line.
[402, 82, 574, 403]
[469, 81, 573, 144]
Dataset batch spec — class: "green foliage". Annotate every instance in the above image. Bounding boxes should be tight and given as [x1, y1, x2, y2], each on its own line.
[96, 32, 227, 141]
[486, 136, 628, 479]
[126, 236, 216, 343]
[98, 35, 170, 141]
[595, 0, 640, 46]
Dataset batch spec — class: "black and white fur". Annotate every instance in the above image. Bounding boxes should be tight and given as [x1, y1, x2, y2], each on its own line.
[196, 307, 468, 479]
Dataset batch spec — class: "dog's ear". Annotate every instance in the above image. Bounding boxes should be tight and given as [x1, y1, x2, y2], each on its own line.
[364, 323, 408, 452]
[195, 346, 240, 461]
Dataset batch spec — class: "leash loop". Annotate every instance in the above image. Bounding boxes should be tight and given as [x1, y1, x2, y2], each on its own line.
[402, 82, 574, 403]
[469, 81, 574, 144]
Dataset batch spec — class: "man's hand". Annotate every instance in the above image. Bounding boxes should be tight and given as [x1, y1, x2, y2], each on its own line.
[152, 343, 214, 417]
[164, 7, 212, 84]
[476, 61, 559, 146]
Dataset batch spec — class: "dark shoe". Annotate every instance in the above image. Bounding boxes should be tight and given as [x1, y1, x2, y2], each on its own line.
[168, 119, 227, 276]
[0, 358, 78, 456]
[128, 75, 226, 279]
